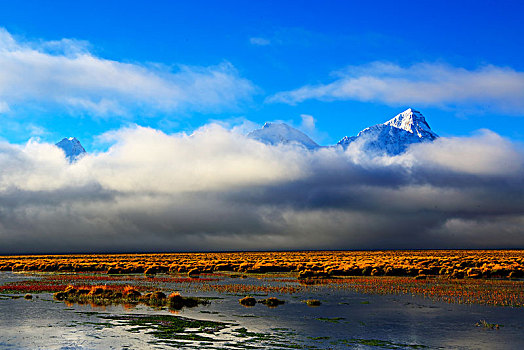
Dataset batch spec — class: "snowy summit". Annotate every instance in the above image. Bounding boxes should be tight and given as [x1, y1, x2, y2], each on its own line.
[383, 108, 438, 139]
[247, 122, 319, 149]
[337, 108, 439, 155]
[247, 109, 438, 155]
[56, 137, 87, 162]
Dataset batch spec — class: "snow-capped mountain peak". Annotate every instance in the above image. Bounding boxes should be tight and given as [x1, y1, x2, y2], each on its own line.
[56, 137, 86, 162]
[247, 122, 319, 149]
[383, 108, 438, 139]
[337, 108, 438, 155]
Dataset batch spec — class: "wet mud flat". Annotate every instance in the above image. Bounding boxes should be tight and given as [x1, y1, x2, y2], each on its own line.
[0, 271, 523, 349]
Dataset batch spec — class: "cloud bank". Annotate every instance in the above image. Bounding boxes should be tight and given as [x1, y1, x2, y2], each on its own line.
[0, 125, 523, 253]
[0, 28, 255, 116]
[269, 62, 524, 115]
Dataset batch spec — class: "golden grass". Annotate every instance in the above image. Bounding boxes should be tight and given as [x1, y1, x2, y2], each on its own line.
[1, 250, 522, 280]
[53, 284, 206, 310]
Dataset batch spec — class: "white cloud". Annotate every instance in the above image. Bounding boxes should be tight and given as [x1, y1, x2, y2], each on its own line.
[269, 62, 524, 115]
[207, 117, 260, 136]
[0, 124, 523, 253]
[249, 37, 271, 46]
[0, 28, 256, 116]
[89, 124, 306, 193]
[403, 130, 524, 176]
[300, 114, 315, 131]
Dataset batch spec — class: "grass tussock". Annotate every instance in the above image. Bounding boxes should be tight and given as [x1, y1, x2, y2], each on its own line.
[476, 320, 503, 330]
[53, 284, 208, 310]
[238, 296, 285, 308]
[258, 297, 285, 307]
[239, 296, 257, 307]
[304, 299, 321, 306]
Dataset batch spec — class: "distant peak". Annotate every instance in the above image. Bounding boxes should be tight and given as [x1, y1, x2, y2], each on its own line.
[56, 137, 86, 162]
[383, 108, 437, 139]
[262, 122, 291, 129]
[247, 122, 319, 149]
[59, 137, 79, 143]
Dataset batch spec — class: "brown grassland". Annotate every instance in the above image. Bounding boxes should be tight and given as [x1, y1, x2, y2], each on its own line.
[1, 250, 523, 307]
[1, 250, 523, 279]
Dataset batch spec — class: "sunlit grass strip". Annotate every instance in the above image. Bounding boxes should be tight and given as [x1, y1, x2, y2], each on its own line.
[0, 273, 219, 294]
[42, 274, 217, 283]
[0, 281, 69, 293]
[325, 277, 524, 307]
[191, 282, 302, 295]
[1, 250, 523, 280]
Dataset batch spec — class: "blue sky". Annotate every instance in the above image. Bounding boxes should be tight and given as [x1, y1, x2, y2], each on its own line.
[1, 0, 524, 150]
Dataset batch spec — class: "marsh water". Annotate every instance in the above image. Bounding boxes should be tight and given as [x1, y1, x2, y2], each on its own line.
[0, 272, 523, 349]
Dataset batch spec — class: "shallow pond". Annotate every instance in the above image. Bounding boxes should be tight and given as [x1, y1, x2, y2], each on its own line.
[0, 272, 522, 349]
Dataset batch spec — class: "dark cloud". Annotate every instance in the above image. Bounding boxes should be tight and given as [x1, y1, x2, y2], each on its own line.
[0, 126, 523, 253]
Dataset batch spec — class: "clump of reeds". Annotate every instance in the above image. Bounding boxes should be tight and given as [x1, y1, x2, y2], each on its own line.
[258, 297, 285, 307]
[53, 284, 206, 310]
[145, 290, 166, 306]
[238, 296, 257, 307]
[476, 320, 502, 330]
[167, 292, 203, 309]
[122, 286, 141, 300]
[304, 299, 321, 306]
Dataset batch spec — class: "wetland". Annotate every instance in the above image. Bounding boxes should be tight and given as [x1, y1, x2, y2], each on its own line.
[0, 250, 523, 349]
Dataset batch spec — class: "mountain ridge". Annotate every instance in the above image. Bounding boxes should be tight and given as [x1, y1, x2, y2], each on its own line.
[57, 108, 438, 160]
[248, 108, 438, 155]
